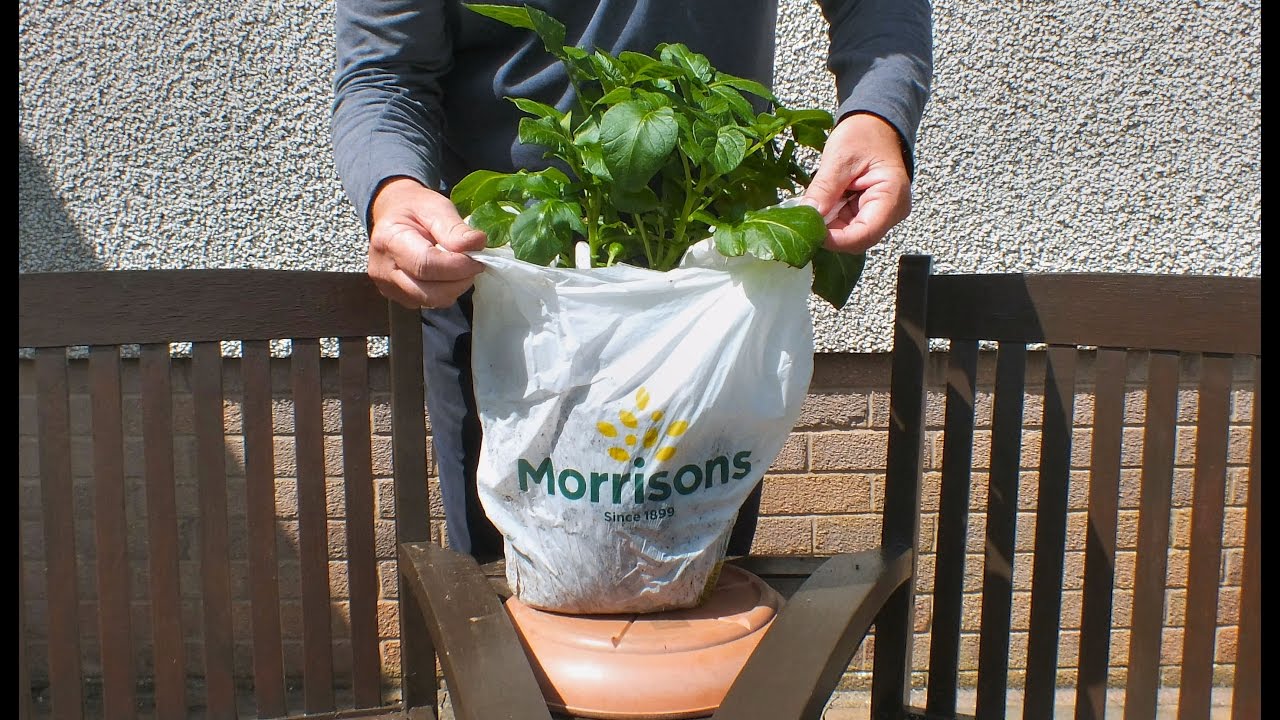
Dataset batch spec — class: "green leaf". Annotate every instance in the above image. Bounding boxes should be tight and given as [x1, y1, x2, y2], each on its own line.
[467, 201, 520, 248]
[450, 170, 512, 216]
[713, 73, 776, 103]
[599, 101, 678, 191]
[509, 199, 586, 266]
[464, 4, 565, 58]
[496, 167, 570, 201]
[658, 43, 713, 83]
[811, 248, 865, 309]
[517, 117, 572, 158]
[579, 143, 612, 181]
[710, 84, 757, 122]
[712, 205, 826, 267]
[593, 86, 633, 109]
[710, 127, 748, 175]
[608, 185, 659, 213]
[509, 97, 565, 122]
[777, 107, 834, 150]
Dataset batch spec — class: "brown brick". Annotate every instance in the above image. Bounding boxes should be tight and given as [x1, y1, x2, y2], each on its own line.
[1164, 588, 1186, 626]
[1112, 589, 1133, 627]
[1221, 507, 1247, 548]
[329, 566, 350, 607]
[377, 560, 399, 599]
[375, 479, 396, 519]
[380, 639, 402, 678]
[1160, 626, 1184, 665]
[1215, 626, 1237, 663]
[813, 516, 882, 553]
[794, 392, 869, 430]
[1228, 426, 1252, 465]
[768, 433, 807, 473]
[810, 430, 888, 471]
[1166, 549, 1190, 587]
[868, 392, 890, 429]
[273, 436, 297, 477]
[275, 479, 299, 519]
[1169, 507, 1193, 548]
[1230, 388, 1254, 424]
[325, 479, 347, 518]
[1221, 548, 1243, 585]
[374, 520, 398, 559]
[1073, 392, 1095, 427]
[1119, 427, 1149, 468]
[760, 473, 874, 514]
[1226, 467, 1251, 506]
[914, 595, 932, 633]
[328, 521, 347, 561]
[749, 516, 813, 555]
[913, 553, 935, 590]
[1176, 387, 1201, 423]
[371, 434, 395, 477]
[371, 394, 393, 434]
[1216, 585, 1240, 625]
[1064, 511, 1088, 552]
[1174, 425, 1198, 467]
[377, 600, 400, 639]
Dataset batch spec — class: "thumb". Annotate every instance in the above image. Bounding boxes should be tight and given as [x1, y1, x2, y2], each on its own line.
[429, 203, 487, 253]
[801, 161, 852, 219]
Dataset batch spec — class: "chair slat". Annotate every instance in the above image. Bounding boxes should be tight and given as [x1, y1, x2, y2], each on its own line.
[871, 254, 931, 720]
[1232, 360, 1260, 720]
[1177, 354, 1232, 717]
[89, 346, 137, 719]
[975, 342, 1026, 720]
[242, 340, 286, 718]
[926, 338, 978, 717]
[292, 337, 335, 713]
[1074, 348, 1128, 720]
[20, 483, 34, 720]
[193, 342, 236, 718]
[340, 337, 382, 708]
[139, 344, 187, 718]
[19, 270, 388, 348]
[36, 348, 84, 720]
[925, 273, 1260, 355]
[388, 303, 436, 711]
[1124, 350, 1181, 720]
[1024, 346, 1078, 718]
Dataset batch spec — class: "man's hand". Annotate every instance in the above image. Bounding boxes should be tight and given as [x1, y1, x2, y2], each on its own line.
[800, 112, 913, 255]
[367, 177, 487, 310]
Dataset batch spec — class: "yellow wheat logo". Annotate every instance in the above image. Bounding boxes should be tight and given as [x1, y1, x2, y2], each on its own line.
[595, 387, 687, 464]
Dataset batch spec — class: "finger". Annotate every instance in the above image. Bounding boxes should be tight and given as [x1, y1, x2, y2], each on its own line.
[383, 224, 485, 283]
[421, 201, 488, 254]
[800, 161, 854, 219]
[385, 267, 476, 309]
[824, 192, 906, 254]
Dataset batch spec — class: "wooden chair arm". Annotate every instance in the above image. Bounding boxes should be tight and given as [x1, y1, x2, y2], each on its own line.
[712, 547, 915, 720]
[398, 542, 553, 720]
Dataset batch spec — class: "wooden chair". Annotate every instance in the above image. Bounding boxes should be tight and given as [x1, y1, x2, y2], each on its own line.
[398, 255, 1261, 719]
[18, 270, 438, 719]
[20, 258, 1261, 719]
[872, 255, 1260, 719]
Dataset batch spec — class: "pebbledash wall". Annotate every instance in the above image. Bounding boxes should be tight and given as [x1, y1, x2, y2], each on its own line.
[19, 0, 1259, 699]
[18, 352, 1256, 695]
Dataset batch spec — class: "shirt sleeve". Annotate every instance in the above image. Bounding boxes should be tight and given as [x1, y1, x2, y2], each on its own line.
[332, 0, 453, 232]
[816, 0, 933, 178]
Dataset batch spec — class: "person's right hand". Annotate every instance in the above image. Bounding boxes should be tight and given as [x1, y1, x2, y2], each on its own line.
[367, 176, 487, 310]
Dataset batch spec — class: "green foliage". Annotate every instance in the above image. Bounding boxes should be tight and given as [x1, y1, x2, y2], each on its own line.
[459, 3, 863, 308]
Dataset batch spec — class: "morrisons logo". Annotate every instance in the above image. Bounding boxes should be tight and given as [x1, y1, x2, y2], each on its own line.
[514, 386, 753, 503]
[516, 452, 754, 503]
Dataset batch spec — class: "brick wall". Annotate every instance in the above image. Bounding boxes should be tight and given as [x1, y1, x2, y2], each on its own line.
[18, 351, 1255, 697]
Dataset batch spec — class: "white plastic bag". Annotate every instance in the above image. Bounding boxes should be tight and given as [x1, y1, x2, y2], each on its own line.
[469, 239, 814, 613]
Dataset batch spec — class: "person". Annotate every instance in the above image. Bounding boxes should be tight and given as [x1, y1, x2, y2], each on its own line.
[331, 1, 933, 563]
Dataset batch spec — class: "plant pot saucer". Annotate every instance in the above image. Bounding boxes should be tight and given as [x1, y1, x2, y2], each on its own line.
[504, 564, 783, 719]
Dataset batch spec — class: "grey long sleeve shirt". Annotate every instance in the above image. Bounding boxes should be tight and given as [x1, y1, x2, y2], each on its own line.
[332, 0, 932, 231]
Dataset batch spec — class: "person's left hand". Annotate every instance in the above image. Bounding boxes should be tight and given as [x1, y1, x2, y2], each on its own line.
[800, 112, 913, 255]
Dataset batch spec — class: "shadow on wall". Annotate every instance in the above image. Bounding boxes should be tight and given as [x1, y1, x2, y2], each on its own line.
[19, 136, 100, 272]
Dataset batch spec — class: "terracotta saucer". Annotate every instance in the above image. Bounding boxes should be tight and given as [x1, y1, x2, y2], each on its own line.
[504, 564, 783, 719]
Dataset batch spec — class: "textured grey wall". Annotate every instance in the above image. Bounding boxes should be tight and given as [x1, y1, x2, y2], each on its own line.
[19, 1, 1261, 352]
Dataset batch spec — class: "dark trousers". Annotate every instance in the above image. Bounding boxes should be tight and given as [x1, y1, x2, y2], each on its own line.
[421, 291, 762, 564]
